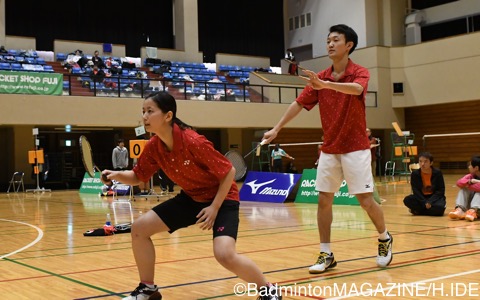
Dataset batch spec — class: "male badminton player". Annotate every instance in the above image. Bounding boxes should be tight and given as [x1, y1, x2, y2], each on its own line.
[263, 24, 393, 274]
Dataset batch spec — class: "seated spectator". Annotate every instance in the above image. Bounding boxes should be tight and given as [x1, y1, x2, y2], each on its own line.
[286, 161, 298, 173]
[0, 45, 8, 54]
[63, 59, 80, 72]
[403, 152, 446, 216]
[70, 50, 88, 68]
[90, 65, 106, 83]
[91, 50, 105, 68]
[448, 155, 480, 222]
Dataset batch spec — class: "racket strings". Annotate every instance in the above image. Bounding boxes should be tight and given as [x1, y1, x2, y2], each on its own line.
[225, 151, 247, 181]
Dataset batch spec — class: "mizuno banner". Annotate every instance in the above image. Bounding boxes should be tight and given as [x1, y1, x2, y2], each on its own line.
[239, 171, 302, 203]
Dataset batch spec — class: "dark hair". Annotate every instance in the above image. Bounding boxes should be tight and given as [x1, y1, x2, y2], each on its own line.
[418, 152, 433, 162]
[145, 91, 194, 130]
[329, 24, 358, 54]
[117, 138, 124, 144]
[274, 144, 280, 151]
[470, 155, 480, 168]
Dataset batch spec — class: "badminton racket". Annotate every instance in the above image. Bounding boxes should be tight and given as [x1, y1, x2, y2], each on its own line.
[225, 140, 267, 181]
[243, 140, 267, 159]
[79, 135, 111, 183]
[225, 150, 248, 181]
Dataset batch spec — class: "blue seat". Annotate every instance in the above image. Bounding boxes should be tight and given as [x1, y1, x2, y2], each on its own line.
[36, 57, 46, 65]
[56, 53, 66, 61]
[71, 67, 83, 74]
[0, 62, 10, 70]
[11, 63, 22, 70]
[43, 65, 54, 72]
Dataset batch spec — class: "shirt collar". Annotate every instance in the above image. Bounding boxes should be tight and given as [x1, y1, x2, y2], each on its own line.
[172, 122, 184, 152]
[326, 58, 355, 80]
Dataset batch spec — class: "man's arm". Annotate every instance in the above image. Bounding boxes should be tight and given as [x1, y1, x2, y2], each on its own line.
[301, 69, 364, 95]
[410, 171, 426, 202]
[263, 101, 303, 143]
[427, 170, 446, 205]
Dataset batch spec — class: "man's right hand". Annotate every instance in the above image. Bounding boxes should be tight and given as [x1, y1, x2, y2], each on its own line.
[262, 129, 278, 145]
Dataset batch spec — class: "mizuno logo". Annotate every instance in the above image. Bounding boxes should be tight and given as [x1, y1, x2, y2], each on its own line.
[245, 179, 276, 194]
[365, 184, 371, 188]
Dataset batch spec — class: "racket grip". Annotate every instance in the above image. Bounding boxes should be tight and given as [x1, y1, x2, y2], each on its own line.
[260, 140, 267, 146]
[102, 174, 112, 185]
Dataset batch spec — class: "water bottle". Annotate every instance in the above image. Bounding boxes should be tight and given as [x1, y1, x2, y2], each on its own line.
[105, 213, 112, 226]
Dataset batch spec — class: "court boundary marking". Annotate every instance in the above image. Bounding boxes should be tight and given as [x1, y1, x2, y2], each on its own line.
[0, 218, 44, 260]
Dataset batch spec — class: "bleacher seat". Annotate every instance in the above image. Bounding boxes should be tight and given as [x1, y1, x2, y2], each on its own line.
[71, 67, 83, 74]
[11, 63, 22, 71]
[0, 62, 10, 70]
[56, 53, 66, 61]
[36, 58, 46, 65]
[43, 65, 54, 72]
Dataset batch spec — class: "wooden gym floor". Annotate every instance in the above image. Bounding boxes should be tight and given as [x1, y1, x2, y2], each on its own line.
[1, 174, 479, 299]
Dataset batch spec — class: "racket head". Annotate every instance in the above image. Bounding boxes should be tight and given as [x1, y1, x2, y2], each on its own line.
[225, 150, 247, 181]
[79, 135, 96, 178]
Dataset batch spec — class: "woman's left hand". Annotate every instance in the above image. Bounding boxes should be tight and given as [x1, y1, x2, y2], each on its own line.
[196, 206, 219, 230]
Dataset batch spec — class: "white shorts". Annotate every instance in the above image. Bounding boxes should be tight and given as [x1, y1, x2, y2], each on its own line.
[316, 149, 374, 194]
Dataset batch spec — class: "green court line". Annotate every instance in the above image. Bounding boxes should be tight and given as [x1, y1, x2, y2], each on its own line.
[3, 257, 125, 298]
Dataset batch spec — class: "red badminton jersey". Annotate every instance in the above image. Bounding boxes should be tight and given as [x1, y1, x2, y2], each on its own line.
[296, 59, 370, 154]
[133, 124, 239, 202]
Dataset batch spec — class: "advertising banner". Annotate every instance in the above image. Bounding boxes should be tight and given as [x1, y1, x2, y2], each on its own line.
[79, 172, 104, 194]
[239, 171, 302, 203]
[0, 71, 63, 95]
[295, 169, 359, 205]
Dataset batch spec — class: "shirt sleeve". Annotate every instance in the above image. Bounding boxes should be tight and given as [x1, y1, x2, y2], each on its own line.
[296, 85, 318, 111]
[353, 67, 370, 99]
[132, 141, 160, 182]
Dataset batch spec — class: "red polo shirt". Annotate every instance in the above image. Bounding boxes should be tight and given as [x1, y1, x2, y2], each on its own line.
[133, 123, 239, 202]
[296, 59, 370, 154]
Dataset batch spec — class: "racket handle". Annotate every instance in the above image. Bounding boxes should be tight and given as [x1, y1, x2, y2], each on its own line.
[260, 140, 267, 146]
[102, 174, 113, 185]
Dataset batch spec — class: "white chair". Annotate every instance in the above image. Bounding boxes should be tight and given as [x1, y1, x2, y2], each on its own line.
[7, 171, 25, 193]
[384, 161, 395, 182]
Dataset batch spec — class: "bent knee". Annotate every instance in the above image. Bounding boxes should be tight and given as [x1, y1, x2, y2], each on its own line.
[214, 249, 236, 267]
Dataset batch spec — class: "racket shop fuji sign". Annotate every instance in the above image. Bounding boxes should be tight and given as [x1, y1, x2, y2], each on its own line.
[295, 169, 359, 205]
[239, 171, 302, 203]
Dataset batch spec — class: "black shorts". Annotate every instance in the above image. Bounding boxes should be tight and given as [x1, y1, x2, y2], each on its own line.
[152, 190, 240, 240]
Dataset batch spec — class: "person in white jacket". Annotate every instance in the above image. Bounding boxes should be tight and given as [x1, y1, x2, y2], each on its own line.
[112, 139, 129, 170]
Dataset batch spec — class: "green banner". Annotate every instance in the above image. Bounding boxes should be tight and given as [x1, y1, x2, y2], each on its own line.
[295, 169, 359, 205]
[79, 172, 104, 194]
[0, 71, 63, 95]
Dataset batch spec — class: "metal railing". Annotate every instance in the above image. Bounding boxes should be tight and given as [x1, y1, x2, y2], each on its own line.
[62, 73, 378, 106]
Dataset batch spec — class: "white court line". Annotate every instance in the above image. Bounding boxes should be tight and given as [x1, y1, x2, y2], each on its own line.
[0, 218, 44, 260]
[328, 268, 480, 299]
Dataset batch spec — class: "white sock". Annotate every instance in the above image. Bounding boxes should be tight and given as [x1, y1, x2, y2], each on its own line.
[320, 243, 331, 254]
[379, 230, 389, 240]
[144, 283, 156, 289]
